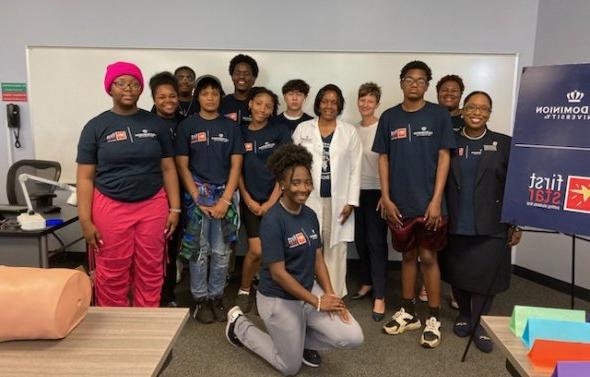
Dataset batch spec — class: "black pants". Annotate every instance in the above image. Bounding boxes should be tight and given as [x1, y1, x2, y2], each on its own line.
[453, 287, 494, 327]
[160, 228, 181, 305]
[354, 189, 388, 299]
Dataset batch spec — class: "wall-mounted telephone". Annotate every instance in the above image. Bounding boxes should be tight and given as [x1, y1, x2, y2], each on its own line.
[6, 104, 22, 148]
[7, 104, 20, 128]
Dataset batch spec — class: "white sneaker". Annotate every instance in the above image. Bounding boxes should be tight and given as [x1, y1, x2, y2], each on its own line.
[421, 316, 442, 348]
[225, 306, 244, 347]
[383, 308, 422, 335]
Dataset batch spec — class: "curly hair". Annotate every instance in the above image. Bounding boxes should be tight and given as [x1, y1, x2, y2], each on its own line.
[248, 86, 280, 116]
[267, 144, 313, 183]
[149, 71, 178, 99]
[400, 60, 432, 82]
[229, 54, 259, 78]
[436, 74, 465, 94]
[282, 79, 310, 96]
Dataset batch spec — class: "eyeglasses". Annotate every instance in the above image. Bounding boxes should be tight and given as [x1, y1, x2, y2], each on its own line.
[176, 74, 195, 82]
[401, 77, 428, 87]
[112, 80, 141, 91]
[463, 104, 492, 114]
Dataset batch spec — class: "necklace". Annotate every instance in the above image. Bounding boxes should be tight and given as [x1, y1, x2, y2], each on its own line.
[178, 99, 193, 117]
[462, 127, 487, 140]
[279, 198, 302, 215]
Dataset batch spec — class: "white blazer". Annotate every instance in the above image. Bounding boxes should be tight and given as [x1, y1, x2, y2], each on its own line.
[292, 118, 361, 248]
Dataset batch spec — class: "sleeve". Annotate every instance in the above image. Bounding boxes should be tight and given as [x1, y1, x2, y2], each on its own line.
[156, 119, 174, 158]
[260, 212, 286, 264]
[347, 126, 362, 207]
[174, 119, 190, 156]
[76, 121, 98, 164]
[278, 124, 293, 145]
[231, 123, 246, 154]
[438, 110, 457, 150]
[371, 114, 390, 154]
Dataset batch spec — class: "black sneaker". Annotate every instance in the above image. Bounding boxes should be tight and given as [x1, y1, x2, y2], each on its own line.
[193, 300, 215, 324]
[211, 298, 228, 322]
[302, 349, 321, 368]
[235, 292, 252, 313]
[383, 308, 421, 335]
[225, 306, 244, 347]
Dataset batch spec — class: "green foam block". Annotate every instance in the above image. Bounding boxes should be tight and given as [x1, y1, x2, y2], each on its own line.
[509, 305, 586, 337]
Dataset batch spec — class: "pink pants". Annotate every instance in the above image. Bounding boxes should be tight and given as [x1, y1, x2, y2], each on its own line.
[91, 188, 168, 307]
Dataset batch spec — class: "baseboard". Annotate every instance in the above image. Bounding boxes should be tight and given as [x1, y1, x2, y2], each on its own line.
[512, 265, 590, 302]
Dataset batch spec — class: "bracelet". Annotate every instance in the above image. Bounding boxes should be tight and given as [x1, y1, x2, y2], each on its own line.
[169, 208, 181, 213]
[316, 295, 321, 312]
[221, 198, 232, 206]
[511, 225, 522, 232]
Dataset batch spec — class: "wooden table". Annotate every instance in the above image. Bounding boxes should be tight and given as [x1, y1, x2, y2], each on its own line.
[481, 316, 551, 377]
[0, 307, 189, 377]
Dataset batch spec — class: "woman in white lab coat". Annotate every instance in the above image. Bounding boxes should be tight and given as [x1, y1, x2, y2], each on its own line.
[292, 84, 361, 297]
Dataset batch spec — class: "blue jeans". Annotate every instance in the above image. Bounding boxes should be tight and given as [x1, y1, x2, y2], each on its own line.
[189, 216, 230, 300]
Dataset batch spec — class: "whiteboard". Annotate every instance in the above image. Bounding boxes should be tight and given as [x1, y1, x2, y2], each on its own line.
[27, 46, 518, 182]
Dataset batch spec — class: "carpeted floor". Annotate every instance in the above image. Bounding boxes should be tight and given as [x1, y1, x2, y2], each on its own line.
[156, 261, 590, 377]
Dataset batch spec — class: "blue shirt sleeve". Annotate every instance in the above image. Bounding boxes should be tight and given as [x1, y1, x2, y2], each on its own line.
[76, 121, 98, 164]
[260, 212, 285, 264]
[372, 113, 390, 154]
[439, 110, 457, 150]
[174, 119, 190, 156]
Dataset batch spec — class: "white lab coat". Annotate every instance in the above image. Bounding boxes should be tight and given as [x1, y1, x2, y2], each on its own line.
[292, 118, 362, 248]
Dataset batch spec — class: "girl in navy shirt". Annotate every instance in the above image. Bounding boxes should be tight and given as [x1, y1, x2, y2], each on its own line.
[235, 87, 291, 313]
[175, 75, 244, 324]
[76, 61, 180, 307]
[226, 144, 363, 376]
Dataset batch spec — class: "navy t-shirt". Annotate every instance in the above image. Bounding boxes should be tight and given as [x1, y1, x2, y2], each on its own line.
[258, 203, 322, 300]
[273, 112, 314, 134]
[157, 113, 183, 142]
[175, 114, 245, 185]
[76, 109, 174, 202]
[220, 94, 251, 126]
[455, 137, 484, 235]
[320, 133, 333, 198]
[451, 114, 465, 133]
[242, 121, 292, 202]
[372, 102, 456, 218]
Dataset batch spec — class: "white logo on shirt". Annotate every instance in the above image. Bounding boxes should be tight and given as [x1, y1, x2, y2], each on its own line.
[211, 133, 229, 143]
[413, 126, 433, 137]
[134, 129, 157, 139]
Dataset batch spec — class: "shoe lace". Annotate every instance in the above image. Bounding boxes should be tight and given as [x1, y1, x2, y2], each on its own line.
[391, 308, 407, 320]
[425, 317, 440, 332]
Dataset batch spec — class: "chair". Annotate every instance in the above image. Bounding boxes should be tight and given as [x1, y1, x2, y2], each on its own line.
[6, 159, 62, 208]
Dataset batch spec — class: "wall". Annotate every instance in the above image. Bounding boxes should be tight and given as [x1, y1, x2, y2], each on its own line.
[511, 0, 590, 289]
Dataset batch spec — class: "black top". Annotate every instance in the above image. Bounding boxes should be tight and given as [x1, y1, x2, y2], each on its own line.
[258, 203, 322, 300]
[220, 94, 250, 126]
[455, 137, 484, 235]
[273, 112, 314, 134]
[76, 109, 174, 202]
[372, 102, 456, 217]
[320, 133, 333, 198]
[241, 121, 292, 202]
[175, 114, 245, 185]
[177, 97, 200, 119]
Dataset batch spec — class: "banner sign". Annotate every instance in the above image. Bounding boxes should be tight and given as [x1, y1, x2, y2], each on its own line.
[1, 83, 27, 102]
[502, 64, 590, 236]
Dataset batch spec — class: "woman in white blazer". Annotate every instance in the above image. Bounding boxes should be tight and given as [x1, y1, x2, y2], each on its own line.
[292, 84, 361, 297]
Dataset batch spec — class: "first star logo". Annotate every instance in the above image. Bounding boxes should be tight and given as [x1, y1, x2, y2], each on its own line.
[563, 176, 590, 214]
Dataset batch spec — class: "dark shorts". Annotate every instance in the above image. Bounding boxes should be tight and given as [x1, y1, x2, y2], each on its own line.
[240, 201, 262, 238]
[387, 216, 448, 253]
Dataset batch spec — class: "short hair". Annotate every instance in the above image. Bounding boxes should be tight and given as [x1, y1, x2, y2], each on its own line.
[358, 82, 382, 102]
[463, 90, 493, 109]
[313, 84, 345, 116]
[194, 75, 225, 97]
[229, 54, 259, 78]
[149, 71, 179, 99]
[248, 86, 279, 116]
[399, 60, 433, 82]
[282, 79, 310, 96]
[436, 74, 465, 94]
[267, 143, 313, 184]
[174, 66, 196, 78]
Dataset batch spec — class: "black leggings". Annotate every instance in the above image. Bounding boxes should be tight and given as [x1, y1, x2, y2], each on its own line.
[453, 287, 494, 326]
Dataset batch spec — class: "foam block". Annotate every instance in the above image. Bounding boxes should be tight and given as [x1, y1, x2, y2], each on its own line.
[509, 305, 586, 337]
[522, 318, 590, 349]
[551, 361, 590, 377]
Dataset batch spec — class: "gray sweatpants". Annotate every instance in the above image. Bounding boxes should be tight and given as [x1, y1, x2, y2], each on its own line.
[234, 283, 364, 376]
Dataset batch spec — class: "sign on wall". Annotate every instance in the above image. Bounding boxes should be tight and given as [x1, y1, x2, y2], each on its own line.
[1, 83, 27, 102]
[502, 64, 590, 236]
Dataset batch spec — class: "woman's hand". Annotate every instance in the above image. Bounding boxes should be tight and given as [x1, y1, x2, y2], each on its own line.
[210, 199, 230, 219]
[81, 220, 102, 250]
[248, 200, 263, 216]
[165, 212, 179, 239]
[507, 227, 523, 247]
[319, 293, 346, 312]
[339, 205, 354, 225]
[382, 198, 403, 226]
[424, 200, 442, 231]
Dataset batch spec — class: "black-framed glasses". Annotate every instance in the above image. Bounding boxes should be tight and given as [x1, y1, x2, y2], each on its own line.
[112, 80, 141, 91]
[463, 104, 492, 114]
[401, 76, 428, 87]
